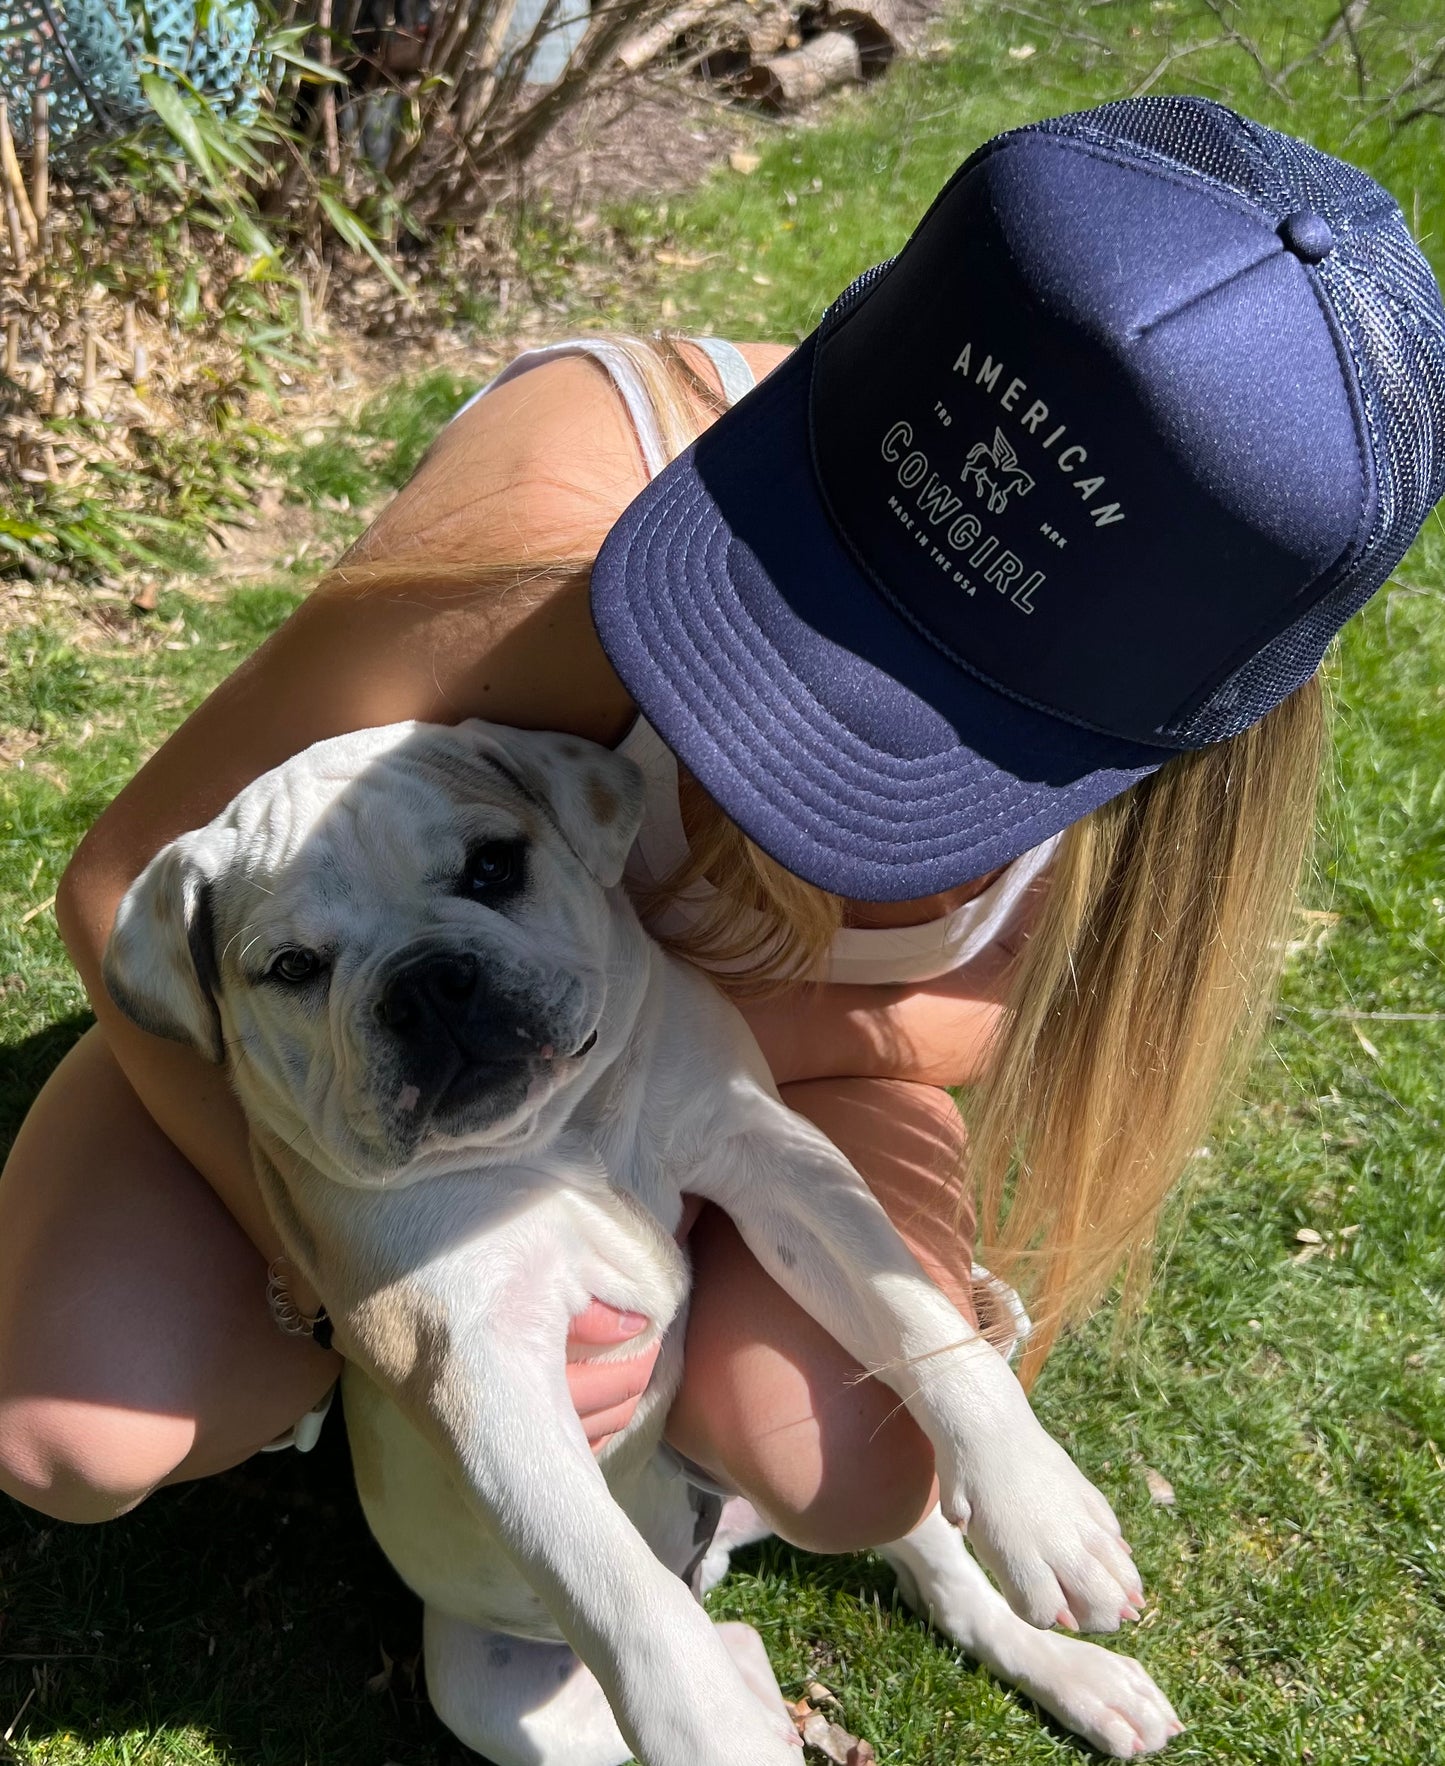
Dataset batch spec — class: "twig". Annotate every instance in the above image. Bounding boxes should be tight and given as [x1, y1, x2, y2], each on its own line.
[2, 1684, 35, 1744]
[4, 316, 19, 379]
[995, 1, 1116, 55]
[1338, 0, 1369, 96]
[1131, 34, 1230, 98]
[1306, 1009, 1445, 1022]
[1342, 31, 1445, 142]
[0, 1653, 118, 1663]
[1199, 0, 1292, 101]
[1277, 0, 1369, 90]
[471, 0, 661, 181]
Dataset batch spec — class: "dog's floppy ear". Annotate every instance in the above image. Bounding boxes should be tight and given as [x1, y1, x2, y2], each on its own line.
[102, 826, 236, 1065]
[459, 723, 646, 888]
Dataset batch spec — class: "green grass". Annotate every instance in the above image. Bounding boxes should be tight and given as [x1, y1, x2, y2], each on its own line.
[4, 2, 1445, 1762]
[274, 371, 483, 512]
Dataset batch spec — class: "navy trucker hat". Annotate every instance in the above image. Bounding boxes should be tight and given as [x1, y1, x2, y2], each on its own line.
[591, 97, 1445, 901]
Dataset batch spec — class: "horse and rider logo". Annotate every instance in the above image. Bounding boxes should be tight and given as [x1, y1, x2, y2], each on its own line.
[960, 427, 1034, 514]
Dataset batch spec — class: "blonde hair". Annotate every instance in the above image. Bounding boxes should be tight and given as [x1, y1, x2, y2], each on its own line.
[328, 333, 1327, 1376]
[970, 677, 1324, 1380]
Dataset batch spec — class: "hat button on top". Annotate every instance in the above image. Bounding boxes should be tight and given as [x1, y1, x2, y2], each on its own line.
[1278, 210, 1335, 264]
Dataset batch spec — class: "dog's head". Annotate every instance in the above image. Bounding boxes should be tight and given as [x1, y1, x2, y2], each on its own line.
[102, 721, 647, 1186]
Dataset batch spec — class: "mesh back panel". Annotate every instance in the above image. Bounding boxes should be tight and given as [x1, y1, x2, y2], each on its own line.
[1028, 99, 1445, 744]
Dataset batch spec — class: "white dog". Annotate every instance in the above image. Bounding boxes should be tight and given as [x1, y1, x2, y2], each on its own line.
[103, 719, 1180, 1765]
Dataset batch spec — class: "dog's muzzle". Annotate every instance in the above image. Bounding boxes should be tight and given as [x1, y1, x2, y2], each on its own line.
[373, 948, 593, 1133]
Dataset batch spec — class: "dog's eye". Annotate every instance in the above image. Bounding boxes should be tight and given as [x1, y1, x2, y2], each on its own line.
[269, 948, 324, 985]
[460, 840, 524, 900]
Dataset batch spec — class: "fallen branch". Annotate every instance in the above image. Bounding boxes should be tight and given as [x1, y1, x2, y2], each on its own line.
[616, 0, 722, 71]
[737, 30, 861, 110]
[827, 0, 905, 74]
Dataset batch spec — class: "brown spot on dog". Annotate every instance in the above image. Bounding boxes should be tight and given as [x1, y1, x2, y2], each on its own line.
[585, 773, 620, 826]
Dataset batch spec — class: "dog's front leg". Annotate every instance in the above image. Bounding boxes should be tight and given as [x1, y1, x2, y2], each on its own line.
[346, 1276, 800, 1766]
[688, 1111, 1143, 1635]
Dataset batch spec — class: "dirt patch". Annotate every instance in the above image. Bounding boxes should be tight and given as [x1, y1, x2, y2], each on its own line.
[524, 74, 753, 208]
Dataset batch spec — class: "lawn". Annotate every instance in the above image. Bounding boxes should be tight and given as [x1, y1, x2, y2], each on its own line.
[2, 2, 1444, 1763]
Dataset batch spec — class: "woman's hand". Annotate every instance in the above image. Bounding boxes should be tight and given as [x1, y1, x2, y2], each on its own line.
[566, 1302, 662, 1451]
[566, 1195, 704, 1452]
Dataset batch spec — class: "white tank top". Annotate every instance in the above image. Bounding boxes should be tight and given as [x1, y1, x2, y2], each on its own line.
[460, 336, 1058, 986]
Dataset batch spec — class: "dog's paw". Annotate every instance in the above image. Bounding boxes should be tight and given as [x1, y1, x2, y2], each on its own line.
[1013, 1630, 1183, 1757]
[940, 1436, 1144, 1634]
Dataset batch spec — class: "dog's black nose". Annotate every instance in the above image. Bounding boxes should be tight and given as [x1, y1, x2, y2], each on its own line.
[377, 951, 480, 1035]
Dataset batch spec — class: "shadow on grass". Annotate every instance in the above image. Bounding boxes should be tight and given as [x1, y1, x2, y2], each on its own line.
[0, 1416, 466, 1766]
[0, 1015, 94, 1150]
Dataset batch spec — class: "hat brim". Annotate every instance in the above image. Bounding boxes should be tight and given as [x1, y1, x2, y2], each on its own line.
[590, 334, 1169, 902]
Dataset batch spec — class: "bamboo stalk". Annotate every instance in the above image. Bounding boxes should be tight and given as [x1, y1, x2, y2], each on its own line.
[424, 0, 587, 213]
[3, 183, 27, 275]
[317, 0, 341, 178]
[0, 101, 38, 250]
[297, 278, 314, 340]
[30, 91, 48, 227]
[457, 0, 541, 139]
[82, 327, 98, 393]
[389, 0, 525, 194]
[419, 0, 470, 79]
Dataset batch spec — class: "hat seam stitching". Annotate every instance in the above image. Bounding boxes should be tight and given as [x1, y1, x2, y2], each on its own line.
[1158, 256, 1375, 739]
[607, 479, 1152, 857]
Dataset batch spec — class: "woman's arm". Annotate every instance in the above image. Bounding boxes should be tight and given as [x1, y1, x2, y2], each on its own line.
[56, 354, 652, 1253]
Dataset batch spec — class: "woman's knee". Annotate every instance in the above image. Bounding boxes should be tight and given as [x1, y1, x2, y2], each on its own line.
[670, 1205, 938, 1555]
[0, 1394, 195, 1524]
[746, 1403, 938, 1556]
[668, 1077, 977, 1552]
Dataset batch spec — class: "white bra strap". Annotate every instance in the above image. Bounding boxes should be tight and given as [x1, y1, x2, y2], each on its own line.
[688, 336, 757, 408]
[452, 337, 671, 479]
[452, 334, 757, 483]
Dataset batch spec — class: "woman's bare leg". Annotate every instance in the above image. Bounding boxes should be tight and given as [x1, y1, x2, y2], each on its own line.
[666, 1077, 979, 1555]
[0, 1027, 341, 1523]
